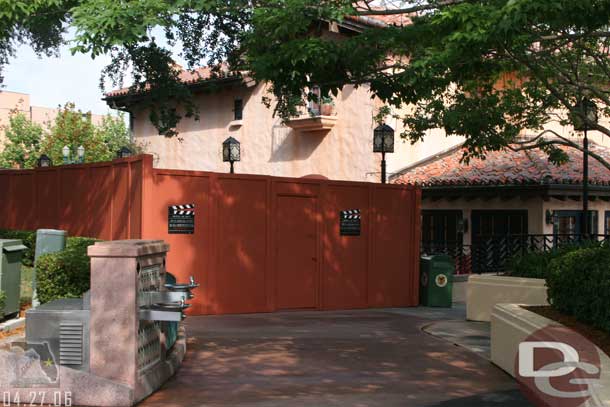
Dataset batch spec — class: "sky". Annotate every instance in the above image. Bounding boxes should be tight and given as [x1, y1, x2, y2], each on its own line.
[2, 29, 184, 117]
[3, 42, 116, 116]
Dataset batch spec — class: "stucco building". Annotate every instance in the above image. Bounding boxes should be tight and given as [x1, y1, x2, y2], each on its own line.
[104, 67, 465, 182]
[103, 16, 463, 182]
[390, 140, 610, 271]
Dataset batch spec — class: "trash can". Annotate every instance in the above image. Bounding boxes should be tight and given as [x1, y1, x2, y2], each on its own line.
[33, 229, 67, 307]
[420, 254, 454, 307]
[0, 239, 28, 319]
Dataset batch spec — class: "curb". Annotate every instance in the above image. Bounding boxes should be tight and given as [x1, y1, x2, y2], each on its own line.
[0, 317, 25, 333]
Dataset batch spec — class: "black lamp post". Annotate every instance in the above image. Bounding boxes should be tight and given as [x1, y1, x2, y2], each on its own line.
[373, 124, 395, 184]
[573, 98, 599, 238]
[37, 154, 52, 168]
[117, 146, 133, 159]
[222, 136, 241, 174]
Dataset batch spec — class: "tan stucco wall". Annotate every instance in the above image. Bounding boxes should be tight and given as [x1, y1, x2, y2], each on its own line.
[467, 275, 548, 322]
[384, 105, 465, 177]
[0, 91, 29, 147]
[132, 82, 467, 181]
[134, 83, 386, 181]
[534, 111, 610, 148]
[491, 303, 610, 406]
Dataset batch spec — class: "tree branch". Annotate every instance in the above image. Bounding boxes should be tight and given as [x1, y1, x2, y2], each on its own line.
[503, 46, 610, 139]
[354, 0, 465, 16]
[509, 131, 610, 172]
[539, 31, 610, 41]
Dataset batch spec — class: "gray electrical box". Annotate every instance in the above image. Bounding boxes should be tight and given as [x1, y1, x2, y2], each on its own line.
[34, 229, 67, 261]
[0, 239, 27, 318]
[33, 229, 67, 307]
[26, 295, 90, 372]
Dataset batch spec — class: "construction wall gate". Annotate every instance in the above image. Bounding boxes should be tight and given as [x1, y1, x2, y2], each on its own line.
[0, 155, 421, 315]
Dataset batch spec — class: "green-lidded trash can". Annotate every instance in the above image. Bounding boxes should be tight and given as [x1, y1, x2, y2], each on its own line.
[0, 239, 28, 318]
[420, 254, 454, 307]
[33, 229, 67, 307]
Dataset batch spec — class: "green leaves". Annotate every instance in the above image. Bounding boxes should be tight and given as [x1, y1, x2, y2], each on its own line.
[0, 104, 138, 169]
[2, 0, 610, 159]
[71, 0, 176, 57]
[547, 245, 610, 332]
[0, 290, 5, 317]
[0, 113, 44, 169]
[36, 236, 98, 304]
[41, 103, 139, 164]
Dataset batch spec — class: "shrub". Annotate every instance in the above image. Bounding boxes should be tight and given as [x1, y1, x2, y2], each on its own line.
[0, 290, 5, 317]
[0, 229, 36, 266]
[507, 241, 602, 279]
[546, 246, 610, 333]
[36, 237, 98, 304]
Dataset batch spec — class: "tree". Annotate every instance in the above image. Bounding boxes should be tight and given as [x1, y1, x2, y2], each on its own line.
[95, 113, 138, 159]
[0, 111, 44, 169]
[0, 0, 251, 137]
[0, 103, 138, 168]
[244, 0, 610, 167]
[41, 103, 139, 165]
[2, 0, 610, 168]
[41, 104, 108, 164]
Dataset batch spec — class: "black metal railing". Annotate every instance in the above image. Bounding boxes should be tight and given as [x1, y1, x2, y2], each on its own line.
[421, 234, 610, 275]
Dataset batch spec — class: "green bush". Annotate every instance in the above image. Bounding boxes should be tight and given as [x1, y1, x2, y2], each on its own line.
[36, 237, 98, 304]
[547, 246, 610, 333]
[507, 241, 602, 279]
[0, 229, 36, 266]
[0, 290, 5, 317]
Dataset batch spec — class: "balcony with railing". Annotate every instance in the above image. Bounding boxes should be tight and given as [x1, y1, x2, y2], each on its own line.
[421, 234, 610, 275]
[284, 91, 338, 133]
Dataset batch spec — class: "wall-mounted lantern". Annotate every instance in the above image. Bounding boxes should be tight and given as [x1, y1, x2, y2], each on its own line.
[222, 137, 241, 174]
[545, 209, 554, 225]
[572, 98, 599, 132]
[37, 154, 53, 168]
[458, 218, 469, 234]
[373, 124, 395, 184]
[117, 146, 133, 159]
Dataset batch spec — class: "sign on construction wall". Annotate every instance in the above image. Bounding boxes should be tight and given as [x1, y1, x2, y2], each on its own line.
[168, 204, 195, 234]
[340, 209, 361, 236]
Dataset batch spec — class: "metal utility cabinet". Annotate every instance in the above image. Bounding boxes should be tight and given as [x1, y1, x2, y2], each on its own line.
[33, 229, 67, 307]
[420, 254, 454, 308]
[0, 239, 27, 318]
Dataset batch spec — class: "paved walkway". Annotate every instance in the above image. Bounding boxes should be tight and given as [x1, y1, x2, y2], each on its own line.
[141, 307, 532, 407]
[388, 304, 492, 359]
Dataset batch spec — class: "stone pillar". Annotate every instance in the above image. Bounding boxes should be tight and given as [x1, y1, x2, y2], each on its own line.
[87, 240, 169, 389]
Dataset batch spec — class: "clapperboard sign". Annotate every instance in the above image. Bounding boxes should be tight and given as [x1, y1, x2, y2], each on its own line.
[168, 204, 195, 234]
[340, 209, 361, 236]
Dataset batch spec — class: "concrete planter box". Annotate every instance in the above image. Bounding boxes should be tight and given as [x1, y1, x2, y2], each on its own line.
[491, 304, 610, 406]
[466, 275, 548, 322]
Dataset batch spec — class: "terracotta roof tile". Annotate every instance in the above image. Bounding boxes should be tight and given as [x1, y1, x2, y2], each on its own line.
[105, 66, 240, 98]
[345, 13, 411, 27]
[392, 141, 610, 187]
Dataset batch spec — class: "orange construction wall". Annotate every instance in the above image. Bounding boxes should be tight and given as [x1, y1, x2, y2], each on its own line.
[0, 157, 144, 240]
[0, 155, 420, 315]
[144, 165, 421, 315]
